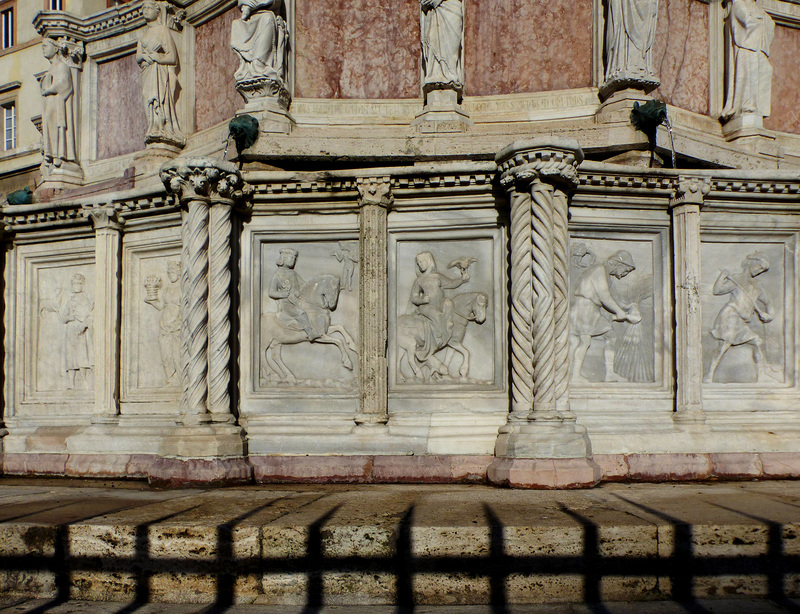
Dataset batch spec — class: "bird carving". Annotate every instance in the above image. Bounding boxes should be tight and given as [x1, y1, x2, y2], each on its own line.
[448, 257, 477, 274]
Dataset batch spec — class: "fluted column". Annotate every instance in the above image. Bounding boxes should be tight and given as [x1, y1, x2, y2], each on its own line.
[86, 205, 124, 423]
[490, 139, 599, 489]
[671, 177, 709, 425]
[159, 158, 252, 425]
[355, 177, 392, 426]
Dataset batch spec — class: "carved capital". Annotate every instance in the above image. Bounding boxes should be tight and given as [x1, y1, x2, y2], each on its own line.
[160, 158, 253, 207]
[672, 176, 711, 208]
[496, 139, 584, 193]
[84, 204, 124, 232]
[357, 177, 393, 208]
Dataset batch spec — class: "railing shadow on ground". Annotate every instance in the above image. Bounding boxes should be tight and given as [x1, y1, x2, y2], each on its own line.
[0, 494, 799, 614]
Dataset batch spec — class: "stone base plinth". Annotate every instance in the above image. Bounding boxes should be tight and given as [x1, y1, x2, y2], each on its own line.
[37, 162, 84, 194]
[413, 88, 471, 132]
[595, 88, 657, 125]
[488, 457, 601, 489]
[159, 424, 247, 459]
[598, 74, 659, 101]
[239, 99, 295, 135]
[494, 418, 593, 459]
[148, 456, 252, 487]
[722, 112, 763, 138]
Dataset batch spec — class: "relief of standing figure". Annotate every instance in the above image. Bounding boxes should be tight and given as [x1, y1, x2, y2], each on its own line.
[420, 0, 464, 100]
[332, 242, 358, 292]
[60, 274, 94, 390]
[704, 252, 780, 383]
[144, 261, 182, 387]
[137, 0, 185, 148]
[570, 249, 641, 383]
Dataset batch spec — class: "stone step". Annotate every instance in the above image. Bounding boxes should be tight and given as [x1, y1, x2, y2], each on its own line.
[0, 479, 798, 606]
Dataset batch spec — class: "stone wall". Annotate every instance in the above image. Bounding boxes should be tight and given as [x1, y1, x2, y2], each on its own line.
[96, 54, 146, 160]
[764, 24, 800, 135]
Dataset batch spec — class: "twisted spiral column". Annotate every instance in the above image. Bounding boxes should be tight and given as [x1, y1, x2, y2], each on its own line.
[552, 189, 571, 412]
[160, 158, 253, 425]
[508, 183, 535, 417]
[529, 180, 556, 416]
[181, 198, 211, 421]
[208, 203, 233, 420]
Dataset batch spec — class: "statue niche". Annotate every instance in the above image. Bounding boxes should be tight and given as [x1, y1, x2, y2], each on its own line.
[260, 247, 358, 386]
[397, 251, 488, 383]
[231, 0, 290, 108]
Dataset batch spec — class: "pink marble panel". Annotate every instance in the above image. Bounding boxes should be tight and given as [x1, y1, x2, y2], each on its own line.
[295, 0, 419, 99]
[96, 54, 147, 160]
[465, 0, 593, 96]
[652, 0, 710, 116]
[195, 7, 244, 131]
[764, 25, 800, 135]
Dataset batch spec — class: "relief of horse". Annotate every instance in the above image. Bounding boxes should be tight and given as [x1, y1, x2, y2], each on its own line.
[260, 274, 358, 384]
[397, 291, 488, 382]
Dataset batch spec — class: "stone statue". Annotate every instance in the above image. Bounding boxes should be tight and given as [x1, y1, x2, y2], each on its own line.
[40, 38, 77, 171]
[420, 0, 464, 101]
[705, 252, 779, 383]
[397, 252, 488, 382]
[261, 248, 358, 384]
[603, 0, 659, 95]
[721, 0, 775, 122]
[60, 273, 93, 390]
[230, 0, 290, 105]
[144, 261, 181, 387]
[569, 248, 641, 383]
[136, 0, 185, 148]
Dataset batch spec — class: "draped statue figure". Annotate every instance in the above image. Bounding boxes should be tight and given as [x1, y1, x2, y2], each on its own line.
[136, 0, 185, 148]
[420, 0, 464, 101]
[721, 0, 774, 122]
[231, 0, 290, 106]
[602, 0, 659, 96]
[41, 38, 77, 172]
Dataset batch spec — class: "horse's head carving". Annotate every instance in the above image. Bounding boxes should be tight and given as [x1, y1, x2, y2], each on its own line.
[316, 274, 341, 311]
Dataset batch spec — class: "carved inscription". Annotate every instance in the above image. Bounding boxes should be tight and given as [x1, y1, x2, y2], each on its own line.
[259, 244, 359, 388]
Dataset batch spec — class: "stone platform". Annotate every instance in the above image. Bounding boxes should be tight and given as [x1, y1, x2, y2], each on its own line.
[0, 479, 799, 608]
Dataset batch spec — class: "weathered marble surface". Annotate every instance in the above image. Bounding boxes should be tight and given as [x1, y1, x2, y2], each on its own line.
[96, 54, 146, 160]
[464, 0, 592, 96]
[294, 0, 419, 99]
[651, 0, 709, 116]
[764, 24, 800, 135]
[195, 7, 243, 131]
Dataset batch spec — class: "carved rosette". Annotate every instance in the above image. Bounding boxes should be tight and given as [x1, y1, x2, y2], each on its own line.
[160, 158, 253, 423]
[355, 177, 392, 425]
[496, 141, 583, 418]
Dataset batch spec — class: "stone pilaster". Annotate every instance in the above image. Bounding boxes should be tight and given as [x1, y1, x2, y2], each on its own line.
[489, 139, 600, 489]
[671, 177, 709, 426]
[354, 177, 392, 427]
[151, 157, 253, 486]
[85, 205, 124, 423]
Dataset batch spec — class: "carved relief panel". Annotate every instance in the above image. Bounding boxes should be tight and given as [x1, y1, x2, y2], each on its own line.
[121, 229, 182, 406]
[10, 240, 96, 411]
[567, 228, 668, 390]
[700, 236, 794, 387]
[389, 229, 505, 391]
[256, 239, 359, 391]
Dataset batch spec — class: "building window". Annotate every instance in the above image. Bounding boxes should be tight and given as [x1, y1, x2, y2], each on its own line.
[3, 102, 15, 151]
[49, 0, 63, 10]
[1, 6, 12, 49]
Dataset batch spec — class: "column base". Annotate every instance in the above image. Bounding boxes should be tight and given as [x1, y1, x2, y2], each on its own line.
[488, 457, 601, 489]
